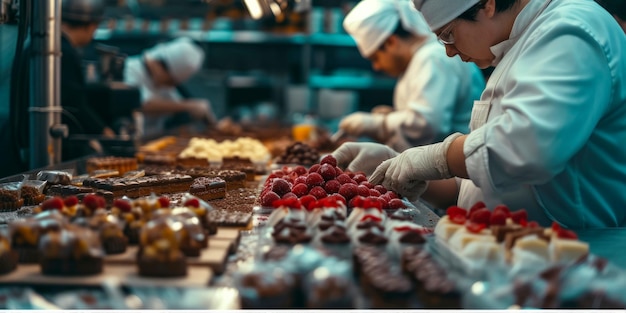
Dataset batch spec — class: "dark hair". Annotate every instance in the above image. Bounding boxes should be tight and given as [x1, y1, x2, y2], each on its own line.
[458, 0, 519, 21]
[62, 19, 99, 28]
[596, 0, 626, 20]
[391, 21, 414, 39]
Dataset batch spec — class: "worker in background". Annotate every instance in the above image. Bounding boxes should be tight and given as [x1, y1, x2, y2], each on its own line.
[596, 0, 626, 33]
[337, 0, 485, 153]
[8, 0, 114, 170]
[123, 37, 216, 138]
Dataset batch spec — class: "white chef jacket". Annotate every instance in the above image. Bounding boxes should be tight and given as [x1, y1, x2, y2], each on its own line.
[459, 0, 626, 229]
[124, 56, 184, 137]
[385, 37, 485, 152]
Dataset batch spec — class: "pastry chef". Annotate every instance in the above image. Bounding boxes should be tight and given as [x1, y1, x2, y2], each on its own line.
[338, 0, 485, 152]
[335, 0, 626, 229]
[124, 37, 216, 137]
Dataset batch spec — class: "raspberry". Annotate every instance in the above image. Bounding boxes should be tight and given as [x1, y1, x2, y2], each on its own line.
[300, 195, 317, 211]
[511, 209, 528, 224]
[97, 196, 106, 209]
[469, 208, 491, 225]
[493, 205, 511, 217]
[271, 179, 292, 196]
[282, 192, 298, 199]
[334, 167, 344, 176]
[291, 183, 309, 197]
[63, 196, 79, 207]
[320, 155, 338, 167]
[353, 174, 367, 184]
[490, 211, 507, 226]
[294, 176, 307, 186]
[336, 174, 352, 185]
[324, 180, 341, 194]
[309, 186, 328, 199]
[551, 222, 561, 232]
[158, 197, 170, 208]
[446, 206, 467, 218]
[468, 201, 487, 217]
[357, 185, 371, 197]
[466, 222, 486, 233]
[369, 189, 382, 197]
[308, 164, 321, 174]
[83, 194, 102, 210]
[306, 173, 324, 187]
[384, 191, 398, 199]
[348, 196, 366, 209]
[527, 221, 540, 228]
[557, 229, 578, 240]
[113, 199, 132, 212]
[347, 172, 356, 178]
[379, 193, 393, 205]
[374, 185, 388, 194]
[450, 214, 467, 225]
[330, 193, 347, 206]
[41, 197, 64, 211]
[338, 183, 359, 200]
[184, 198, 201, 208]
[349, 179, 358, 185]
[293, 166, 308, 176]
[388, 198, 406, 210]
[271, 170, 285, 178]
[318, 164, 337, 181]
[359, 181, 374, 189]
[260, 191, 281, 207]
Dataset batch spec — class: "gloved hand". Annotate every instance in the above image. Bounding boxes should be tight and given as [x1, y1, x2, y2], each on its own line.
[369, 133, 463, 201]
[186, 99, 217, 124]
[339, 112, 386, 141]
[332, 142, 399, 177]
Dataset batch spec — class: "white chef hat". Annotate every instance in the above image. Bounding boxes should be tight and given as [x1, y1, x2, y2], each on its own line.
[145, 37, 205, 83]
[412, 0, 480, 31]
[343, 0, 434, 58]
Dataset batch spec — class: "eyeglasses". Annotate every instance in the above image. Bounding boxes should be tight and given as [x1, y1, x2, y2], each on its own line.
[437, 21, 457, 45]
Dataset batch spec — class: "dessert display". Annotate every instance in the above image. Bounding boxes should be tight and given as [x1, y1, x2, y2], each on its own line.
[136, 216, 188, 277]
[169, 209, 207, 257]
[10, 210, 67, 263]
[46, 185, 94, 198]
[237, 264, 296, 309]
[0, 230, 18, 275]
[433, 204, 590, 267]
[275, 141, 320, 166]
[178, 196, 217, 234]
[82, 174, 193, 198]
[259, 156, 404, 211]
[38, 225, 104, 276]
[178, 137, 271, 165]
[142, 167, 246, 191]
[188, 177, 226, 201]
[36, 170, 72, 185]
[85, 209, 128, 255]
[0, 189, 24, 212]
[220, 156, 256, 180]
[110, 198, 144, 245]
[20, 186, 45, 206]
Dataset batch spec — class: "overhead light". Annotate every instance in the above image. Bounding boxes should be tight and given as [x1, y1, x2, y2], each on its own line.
[243, 0, 264, 19]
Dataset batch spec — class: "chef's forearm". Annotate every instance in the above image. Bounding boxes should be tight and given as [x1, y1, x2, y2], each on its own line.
[447, 135, 469, 179]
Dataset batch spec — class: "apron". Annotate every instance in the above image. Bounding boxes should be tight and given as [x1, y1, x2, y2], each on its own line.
[457, 0, 554, 225]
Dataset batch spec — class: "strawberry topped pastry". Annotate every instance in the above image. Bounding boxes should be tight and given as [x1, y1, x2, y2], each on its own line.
[433, 203, 590, 266]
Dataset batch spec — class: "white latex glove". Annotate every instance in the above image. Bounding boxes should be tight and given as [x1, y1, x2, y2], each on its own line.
[369, 133, 463, 201]
[339, 112, 386, 140]
[371, 105, 393, 115]
[332, 142, 399, 177]
[186, 99, 217, 124]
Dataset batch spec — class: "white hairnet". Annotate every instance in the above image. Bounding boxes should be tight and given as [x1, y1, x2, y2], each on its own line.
[412, 0, 480, 31]
[145, 37, 205, 83]
[343, 0, 434, 58]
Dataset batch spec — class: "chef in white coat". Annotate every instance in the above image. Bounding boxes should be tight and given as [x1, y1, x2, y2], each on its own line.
[335, 0, 626, 229]
[124, 37, 216, 137]
[337, 0, 485, 152]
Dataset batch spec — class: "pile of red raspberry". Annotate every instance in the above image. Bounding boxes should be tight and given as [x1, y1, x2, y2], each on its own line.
[260, 155, 407, 210]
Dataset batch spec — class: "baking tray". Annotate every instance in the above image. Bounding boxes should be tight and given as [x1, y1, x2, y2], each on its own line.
[0, 264, 212, 288]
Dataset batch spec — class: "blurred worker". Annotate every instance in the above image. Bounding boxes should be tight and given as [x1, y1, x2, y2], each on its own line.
[124, 37, 216, 138]
[338, 0, 485, 152]
[596, 0, 626, 33]
[8, 0, 113, 170]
